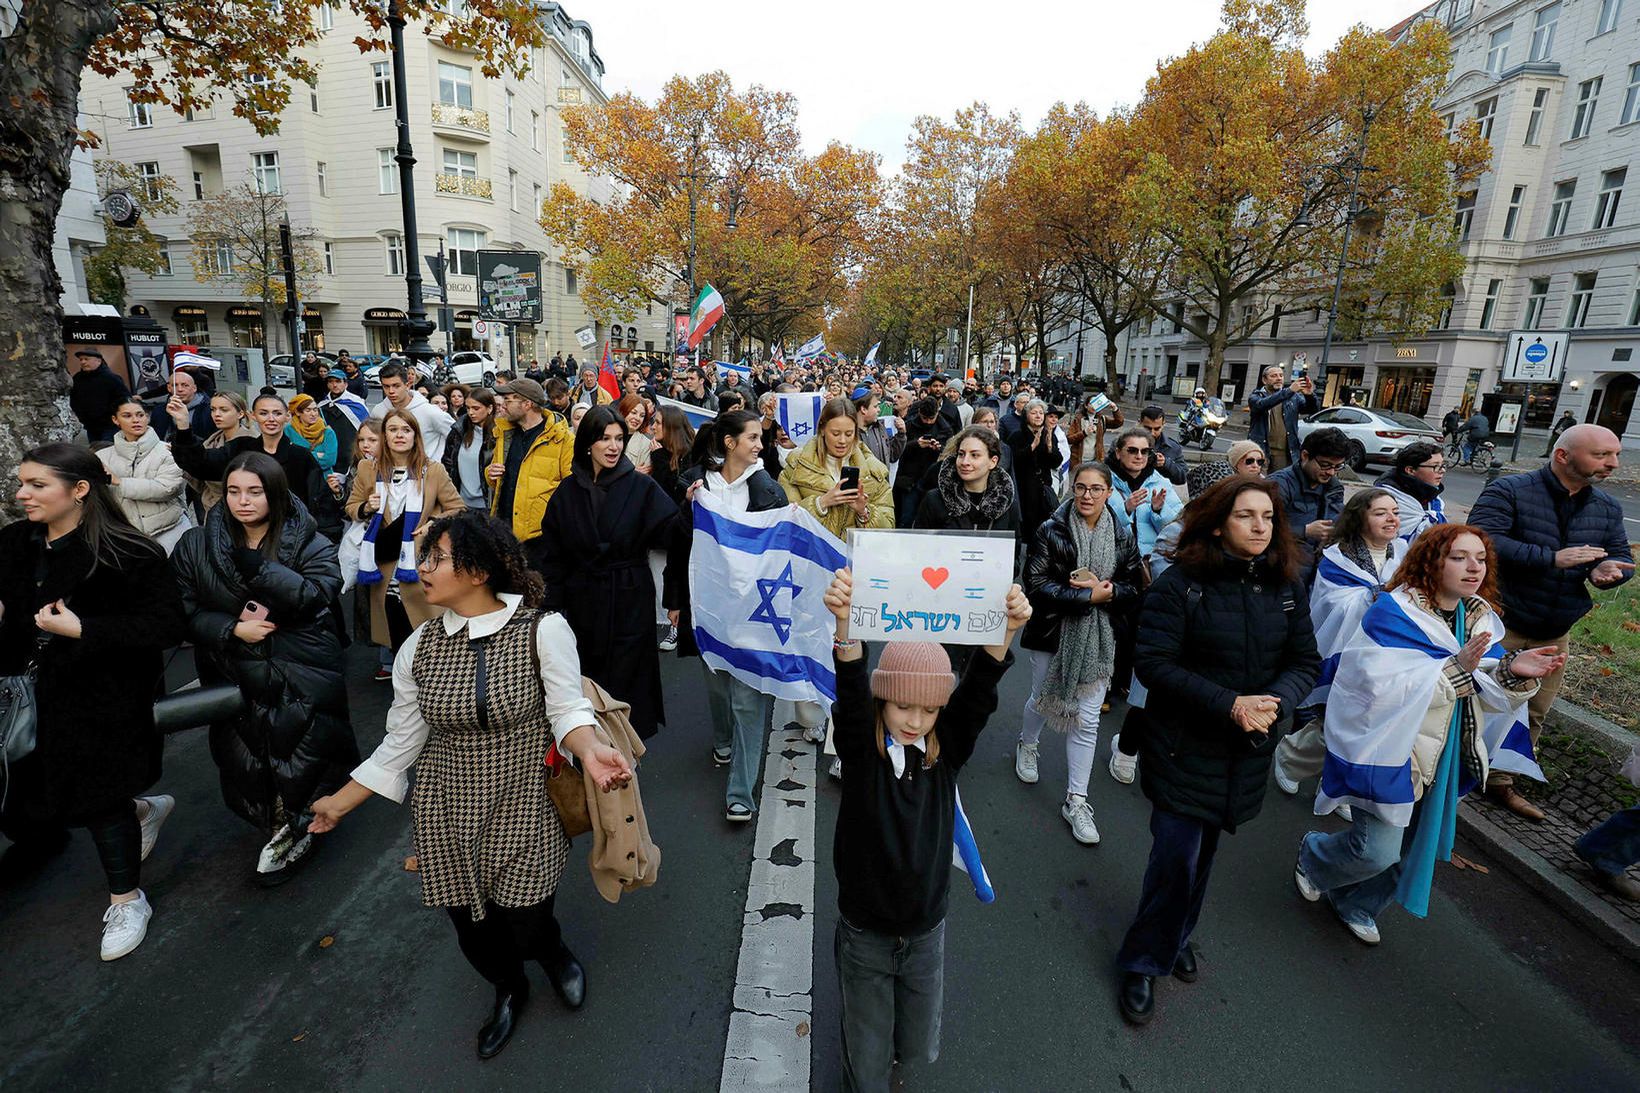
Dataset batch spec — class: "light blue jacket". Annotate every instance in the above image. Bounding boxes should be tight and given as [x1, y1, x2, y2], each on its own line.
[1105, 468, 1183, 558]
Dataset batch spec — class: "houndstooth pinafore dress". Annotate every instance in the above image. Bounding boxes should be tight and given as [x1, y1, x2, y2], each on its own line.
[410, 607, 569, 921]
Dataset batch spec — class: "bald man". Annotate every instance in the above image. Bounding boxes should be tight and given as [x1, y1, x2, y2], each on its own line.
[1469, 424, 1633, 820]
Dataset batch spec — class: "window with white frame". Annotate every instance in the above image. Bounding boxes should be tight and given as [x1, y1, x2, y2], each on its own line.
[1623, 63, 1640, 126]
[1486, 25, 1511, 74]
[128, 96, 152, 128]
[508, 168, 518, 211]
[1503, 185, 1527, 239]
[531, 110, 540, 150]
[1629, 274, 1640, 325]
[1440, 112, 1456, 141]
[1479, 278, 1502, 330]
[385, 233, 404, 275]
[251, 151, 282, 194]
[1524, 277, 1550, 329]
[442, 149, 478, 178]
[310, 86, 320, 113]
[1547, 179, 1576, 236]
[136, 161, 163, 202]
[1454, 191, 1477, 240]
[156, 241, 172, 276]
[565, 267, 578, 294]
[317, 161, 328, 197]
[246, 73, 272, 116]
[562, 126, 573, 163]
[1436, 283, 1456, 329]
[1570, 77, 1601, 139]
[437, 62, 473, 109]
[532, 182, 543, 216]
[1474, 98, 1497, 142]
[1525, 87, 1549, 145]
[1566, 272, 1597, 328]
[323, 242, 334, 275]
[505, 89, 515, 133]
[1594, 167, 1626, 230]
[378, 148, 397, 194]
[192, 170, 205, 200]
[317, 1, 334, 31]
[372, 62, 393, 110]
[447, 228, 485, 276]
[1598, 0, 1623, 35]
[1529, 3, 1558, 62]
[211, 239, 236, 274]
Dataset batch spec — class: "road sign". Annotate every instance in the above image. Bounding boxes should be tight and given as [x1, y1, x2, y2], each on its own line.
[476, 250, 542, 324]
[473, 319, 489, 337]
[1503, 331, 1567, 383]
[1523, 342, 1549, 364]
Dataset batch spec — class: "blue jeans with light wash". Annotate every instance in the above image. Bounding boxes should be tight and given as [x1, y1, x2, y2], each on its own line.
[701, 663, 773, 812]
[1299, 805, 1419, 925]
[1575, 806, 1640, 876]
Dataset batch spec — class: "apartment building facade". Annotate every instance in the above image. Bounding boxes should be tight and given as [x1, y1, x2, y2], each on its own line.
[77, 2, 667, 369]
[1111, 0, 1638, 442]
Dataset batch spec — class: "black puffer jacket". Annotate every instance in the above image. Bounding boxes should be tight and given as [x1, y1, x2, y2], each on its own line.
[170, 500, 358, 833]
[1133, 552, 1319, 832]
[1021, 500, 1143, 653]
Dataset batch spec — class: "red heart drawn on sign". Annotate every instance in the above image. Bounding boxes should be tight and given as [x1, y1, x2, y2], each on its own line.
[921, 567, 950, 590]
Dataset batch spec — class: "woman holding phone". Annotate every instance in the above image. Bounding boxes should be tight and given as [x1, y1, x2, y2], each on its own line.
[170, 452, 358, 886]
[778, 397, 893, 538]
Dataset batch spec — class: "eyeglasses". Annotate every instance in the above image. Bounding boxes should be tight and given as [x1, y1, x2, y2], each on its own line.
[1311, 459, 1346, 473]
[1416, 463, 1447, 474]
[417, 549, 452, 572]
[1072, 483, 1111, 496]
[1121, 446, 1151, 456]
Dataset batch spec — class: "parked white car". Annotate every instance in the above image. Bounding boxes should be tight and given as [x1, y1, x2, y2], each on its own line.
[447, 351, 498, 387]
[1295, 405, 1443, 470]
[266, 352, 336, 390]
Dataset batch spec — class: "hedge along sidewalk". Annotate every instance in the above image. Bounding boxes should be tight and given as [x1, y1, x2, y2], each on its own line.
[1460, 698, 1640, 964]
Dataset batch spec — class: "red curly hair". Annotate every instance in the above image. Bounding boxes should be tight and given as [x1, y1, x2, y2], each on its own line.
[1386, 523, 1501, 609]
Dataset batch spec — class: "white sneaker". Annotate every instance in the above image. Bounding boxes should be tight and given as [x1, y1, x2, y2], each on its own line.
[1062, 795, 1101, 845]
[1014, 742, 1040, 785]
[658, 624, 679, 652]
[136, 794, 175, 861]
[100, 892, 153, 961]
[1273, 764, 1300, 796]
[1108, 749, 1138, 785]
[802, 718, 828, 745]
[1294, 855, 1322, 903]
[829, 756, 843, 781]
[1335, 803, 1354, 823]
[1342, 914, 1381, 945]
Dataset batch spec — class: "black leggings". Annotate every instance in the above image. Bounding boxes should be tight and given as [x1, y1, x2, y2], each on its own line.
[1, 799, 140, 894]
[446, 896, 565, 993]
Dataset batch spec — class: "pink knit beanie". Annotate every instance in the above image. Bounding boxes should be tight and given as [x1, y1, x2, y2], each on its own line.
[871, 642, 955, 708]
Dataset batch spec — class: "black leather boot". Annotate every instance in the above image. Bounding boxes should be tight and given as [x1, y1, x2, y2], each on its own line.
[546, 945, 586, 1010]
[477, 981, 528, 1059]
[1119, 972, 1155, 1025]
[1171, 943, 1199, 983]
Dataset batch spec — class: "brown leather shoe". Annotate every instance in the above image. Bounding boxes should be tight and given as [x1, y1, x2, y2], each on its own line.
[1590, 870, 1640, 902]
[1488, 785, 1546, 822]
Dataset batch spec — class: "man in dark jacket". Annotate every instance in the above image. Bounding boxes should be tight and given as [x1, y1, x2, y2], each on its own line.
[1461, 409, 1491, 465]
[1269, 426, 1348, 586]
[1247, 366, 1318, 471]
[1468, 425, 1632, 820]
[894, 398, 952, 527]
[1137, 405, 1189, 486]
[69, 349, 130, 444]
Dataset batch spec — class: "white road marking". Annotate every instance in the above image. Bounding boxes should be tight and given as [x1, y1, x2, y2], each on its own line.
[720, 700, 817, 1092]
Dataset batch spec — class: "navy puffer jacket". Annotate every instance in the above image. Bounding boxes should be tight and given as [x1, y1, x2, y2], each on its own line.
[1467, 465, 1633, 640]
[1134, 552, 1319, 832]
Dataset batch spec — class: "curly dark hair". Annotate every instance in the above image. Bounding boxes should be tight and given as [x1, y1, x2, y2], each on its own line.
[1165, 476, 1301, 583]
[417, 510, 545, 607]
[1386, 523, 1500, 609]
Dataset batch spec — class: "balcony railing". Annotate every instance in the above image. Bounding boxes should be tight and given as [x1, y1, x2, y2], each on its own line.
[431, 102, 491, 134]
[435, 173, 492, 199]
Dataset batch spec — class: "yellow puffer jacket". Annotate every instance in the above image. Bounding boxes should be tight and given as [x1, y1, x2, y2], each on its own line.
[779, 435, 894, 537]
[490, 412, 574, 542]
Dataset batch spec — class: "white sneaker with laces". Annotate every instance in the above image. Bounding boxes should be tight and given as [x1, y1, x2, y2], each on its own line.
[1335, 803, 1354, 822]
[1108, 749, 1138, 785]
[1014, 742, 1040, 785]
[1294, 861, 1322, 903]
[658, 624, 679, 652]
[802, 718, 828, 745]
[136, 794, 175, 861]
[829, 756, 843, 781]
[100, 891, 153, 961]
[1342, 914, 1381, 945]
[1062, 795, 1101, 845]
[1273, 763, 1300, 796]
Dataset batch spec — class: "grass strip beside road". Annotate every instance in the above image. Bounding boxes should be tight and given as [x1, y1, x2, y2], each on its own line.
[1565, 579, 1640, 730]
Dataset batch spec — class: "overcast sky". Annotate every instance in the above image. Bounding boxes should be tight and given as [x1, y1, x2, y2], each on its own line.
[586, 1, 1422, 171]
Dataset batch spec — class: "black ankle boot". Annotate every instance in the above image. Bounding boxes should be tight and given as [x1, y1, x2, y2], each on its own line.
[1171, 943, 1199, 983]
[546, 946, 586, 1009]
[478, 982, 528, 1059]
[1119, 972, 1155, 1025]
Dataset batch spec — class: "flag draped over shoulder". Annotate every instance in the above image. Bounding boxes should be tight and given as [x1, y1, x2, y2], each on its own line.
[688, 488, 847, 705]
[1318, 588, 1541, 826]
[1303, 541, 1406, 708]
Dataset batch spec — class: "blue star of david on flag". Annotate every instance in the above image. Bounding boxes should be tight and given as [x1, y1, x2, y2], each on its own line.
[748, 561, 802, 645]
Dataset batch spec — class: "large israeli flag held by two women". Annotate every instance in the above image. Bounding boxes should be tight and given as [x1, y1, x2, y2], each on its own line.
[689, 488, 848, 705]
[1317, 588, 1542, 826]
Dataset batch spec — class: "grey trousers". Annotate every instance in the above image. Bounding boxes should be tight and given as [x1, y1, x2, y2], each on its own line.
[1274, 718, 1328, 785]
[836, 916, 945, 1093]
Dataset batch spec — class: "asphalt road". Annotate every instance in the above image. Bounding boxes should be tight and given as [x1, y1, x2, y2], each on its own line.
[3, 630, 1638, 1091]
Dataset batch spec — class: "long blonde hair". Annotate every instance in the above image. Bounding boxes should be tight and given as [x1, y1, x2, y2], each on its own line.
[376, 408, 428, 482]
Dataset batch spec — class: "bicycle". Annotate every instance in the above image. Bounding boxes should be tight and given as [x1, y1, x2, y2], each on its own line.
[1469, 441, 1496, 471]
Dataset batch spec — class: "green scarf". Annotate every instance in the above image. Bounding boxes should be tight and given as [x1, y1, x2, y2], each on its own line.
[1036, 510, 1118, 728]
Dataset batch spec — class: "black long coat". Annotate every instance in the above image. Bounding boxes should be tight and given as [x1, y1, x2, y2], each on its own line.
[171, 429, 343, 540]
[0, 522, 184, 823]
[535, 459, 677, 738]
[1020, 500, 1143, 654]
[170, 501, 357, 832]
[1133, 553, 1319, 832]
[1008, 426, 1063, 548]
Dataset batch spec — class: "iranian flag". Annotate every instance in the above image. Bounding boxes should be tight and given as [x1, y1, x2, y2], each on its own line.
[688, 282, 724, 349]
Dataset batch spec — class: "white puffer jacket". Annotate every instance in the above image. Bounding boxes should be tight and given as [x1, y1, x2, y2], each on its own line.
[97, 428, 192, 549]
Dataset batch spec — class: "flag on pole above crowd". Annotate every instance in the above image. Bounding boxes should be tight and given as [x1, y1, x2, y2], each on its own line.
[688, 283, 725, 349]
[687, 488, 847, 707]
[864, 342, 881, 368]
[172, 350, 221, 371]
[597, 341, 621, 402]
[775, 392, 826, 444]
[771, 342, 785, 366]
[794, 332, 825, 361]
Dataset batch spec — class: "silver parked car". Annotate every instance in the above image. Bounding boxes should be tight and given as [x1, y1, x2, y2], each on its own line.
[1295, 405, 1443, 470]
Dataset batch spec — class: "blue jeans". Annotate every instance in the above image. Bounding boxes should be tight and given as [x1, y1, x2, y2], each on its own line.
[701, 663, 773, 812]
[1116, 807, 1221, 976]
[836, 916, 945, 1093]
[1299, 807, 1417, 924]
[1575, 806, 1640, 876]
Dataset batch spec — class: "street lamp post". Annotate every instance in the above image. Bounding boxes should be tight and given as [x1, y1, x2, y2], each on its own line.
[1301, 106, 1376, 405]
[388, 0, 436, 364]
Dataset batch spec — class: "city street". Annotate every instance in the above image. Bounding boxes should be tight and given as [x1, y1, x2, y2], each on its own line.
[3, 636, 1637, 1091]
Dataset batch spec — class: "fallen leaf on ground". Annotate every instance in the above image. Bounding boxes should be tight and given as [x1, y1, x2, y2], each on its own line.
[292, 1032, 306, 1042]
[796, 1021, 810, 1038]
[319, 935, 334, 948]
[1622, 621, 1640, 633]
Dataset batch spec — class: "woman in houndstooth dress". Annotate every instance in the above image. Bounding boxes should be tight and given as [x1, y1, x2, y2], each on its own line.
[309, 511, 632, 1060]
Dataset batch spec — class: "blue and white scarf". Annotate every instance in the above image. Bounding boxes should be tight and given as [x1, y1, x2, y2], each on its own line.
[1303, 540, 1406, 708]
[1317, 588, 1541, 827]
[357, 469, 423, 586]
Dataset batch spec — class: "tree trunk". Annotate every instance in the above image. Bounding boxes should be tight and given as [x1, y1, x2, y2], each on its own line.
[0, 1, 118, 522]
[1201, 319, 1229, 398]
[1104, 342, 1121, 392]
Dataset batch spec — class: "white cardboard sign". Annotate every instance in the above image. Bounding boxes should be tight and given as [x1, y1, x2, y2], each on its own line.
[845, 529, 1016, 645]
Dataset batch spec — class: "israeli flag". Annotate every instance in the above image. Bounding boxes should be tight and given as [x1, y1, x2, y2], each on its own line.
[716, 358, 752, 380]
[656, 394, 716, 431]
[776, 392, 826, 445]
[864, 341, 881, 368]
[952, 785, 995, 903]
[1318, 588, 1542, 827]
[1303, 541, 1405, 708]
[688, 488, 847, 705]
[795, 332, 826, 361]
[173, 350, 221, 371]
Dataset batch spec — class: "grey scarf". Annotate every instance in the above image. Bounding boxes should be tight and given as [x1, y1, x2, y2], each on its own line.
[1036, 510, 1118, 729]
